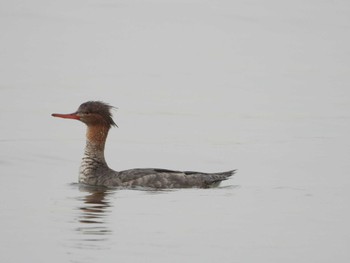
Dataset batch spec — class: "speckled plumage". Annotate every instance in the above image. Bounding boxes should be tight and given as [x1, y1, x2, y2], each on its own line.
[52, 101, 236, 189]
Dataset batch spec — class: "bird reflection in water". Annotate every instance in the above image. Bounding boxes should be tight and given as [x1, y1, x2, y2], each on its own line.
[75, 185, 113, 247]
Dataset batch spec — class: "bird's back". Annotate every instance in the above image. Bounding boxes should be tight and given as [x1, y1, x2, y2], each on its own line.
[114, 168, 236, 188]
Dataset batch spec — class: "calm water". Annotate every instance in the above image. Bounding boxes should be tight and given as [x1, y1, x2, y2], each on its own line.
[1, 0, 350, 262]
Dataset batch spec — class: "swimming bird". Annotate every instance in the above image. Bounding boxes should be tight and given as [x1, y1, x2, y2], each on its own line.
[52, 101, 235, 188]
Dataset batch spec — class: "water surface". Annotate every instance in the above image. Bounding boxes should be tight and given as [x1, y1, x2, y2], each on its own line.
[1, 0, 350, 262]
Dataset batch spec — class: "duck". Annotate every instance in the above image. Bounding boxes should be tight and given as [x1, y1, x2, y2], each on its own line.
[52, 101, 236, 188]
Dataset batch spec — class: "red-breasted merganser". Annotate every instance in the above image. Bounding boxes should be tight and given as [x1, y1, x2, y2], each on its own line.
[52, 101, 236, 188]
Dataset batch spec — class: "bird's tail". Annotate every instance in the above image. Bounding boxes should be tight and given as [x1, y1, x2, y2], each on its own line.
[206, 170, 237, 187]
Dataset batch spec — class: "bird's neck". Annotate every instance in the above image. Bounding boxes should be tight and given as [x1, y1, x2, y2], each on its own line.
[83, 125, 110, 163]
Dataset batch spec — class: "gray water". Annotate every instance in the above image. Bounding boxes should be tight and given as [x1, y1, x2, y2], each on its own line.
[1, 0, 350, 262]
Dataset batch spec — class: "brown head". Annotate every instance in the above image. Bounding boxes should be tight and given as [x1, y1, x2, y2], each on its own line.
[52, 101, 117, 128]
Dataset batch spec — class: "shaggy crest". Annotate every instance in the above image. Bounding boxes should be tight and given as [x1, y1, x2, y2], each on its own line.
[77, 101, 117, 127]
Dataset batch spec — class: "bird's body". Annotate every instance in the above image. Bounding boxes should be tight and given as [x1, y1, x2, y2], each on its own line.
[52, 101, 235, 189]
